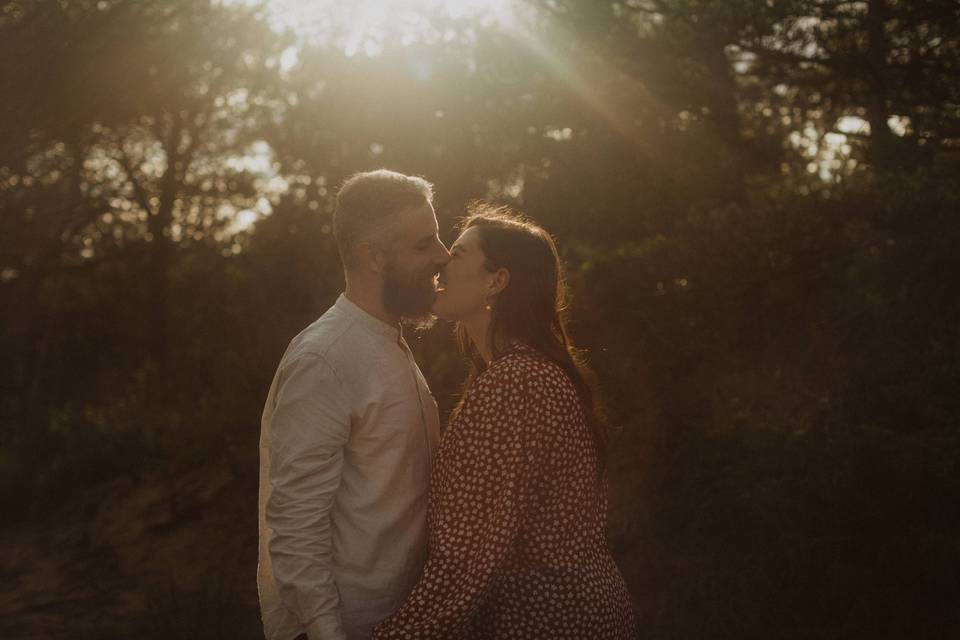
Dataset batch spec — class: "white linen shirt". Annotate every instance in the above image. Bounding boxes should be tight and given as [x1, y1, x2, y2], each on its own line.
[258, 294, 441, 640]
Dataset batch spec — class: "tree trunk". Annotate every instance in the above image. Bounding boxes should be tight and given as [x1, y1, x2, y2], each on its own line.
[146, 116, 183, 374]
[701, 37, 749, 204]
[865, 0, 897, 171]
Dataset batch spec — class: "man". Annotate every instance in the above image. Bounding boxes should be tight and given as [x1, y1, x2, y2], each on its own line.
[258, 169, 451, 640]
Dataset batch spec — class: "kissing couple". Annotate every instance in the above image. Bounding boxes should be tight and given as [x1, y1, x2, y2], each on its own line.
[257, 170, 636, 639]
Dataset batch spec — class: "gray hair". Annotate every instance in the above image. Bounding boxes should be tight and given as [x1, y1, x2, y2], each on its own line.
[333, 169, 434, 269]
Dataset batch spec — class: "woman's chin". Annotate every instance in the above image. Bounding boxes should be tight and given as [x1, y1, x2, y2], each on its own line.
[430, 298, 459, 322]
[430, 306, 457, 322]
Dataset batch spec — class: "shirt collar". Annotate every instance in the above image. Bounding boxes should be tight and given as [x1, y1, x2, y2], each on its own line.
[335, 293, 403, 343]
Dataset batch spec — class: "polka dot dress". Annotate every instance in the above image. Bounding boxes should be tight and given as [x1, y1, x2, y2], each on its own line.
[373, 344, 637, 639]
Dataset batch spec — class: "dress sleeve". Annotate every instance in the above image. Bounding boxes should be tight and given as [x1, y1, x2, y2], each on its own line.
[266, 353, 351, 640]
[373, 367, 539, 639]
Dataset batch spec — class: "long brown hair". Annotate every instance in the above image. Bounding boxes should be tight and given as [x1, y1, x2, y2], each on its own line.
[454, 203, 610, 468]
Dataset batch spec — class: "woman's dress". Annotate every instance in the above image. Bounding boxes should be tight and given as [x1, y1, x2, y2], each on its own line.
[373, 344, 636, 639]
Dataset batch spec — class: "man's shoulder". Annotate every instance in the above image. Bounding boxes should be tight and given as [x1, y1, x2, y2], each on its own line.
[283, 303, 391, 374]
[283, 304, 352, 364]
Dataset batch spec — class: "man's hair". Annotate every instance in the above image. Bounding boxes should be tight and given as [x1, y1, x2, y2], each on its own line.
[333, 169, 434, 269]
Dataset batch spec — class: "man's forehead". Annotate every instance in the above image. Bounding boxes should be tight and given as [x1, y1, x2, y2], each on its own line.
[397, 203, 438, 236]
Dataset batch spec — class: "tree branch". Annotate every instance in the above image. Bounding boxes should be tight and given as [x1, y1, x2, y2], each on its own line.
[115, 146, 155, 216]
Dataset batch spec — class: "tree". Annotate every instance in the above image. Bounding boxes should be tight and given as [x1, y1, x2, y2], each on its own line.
[1, 0, 291, 372]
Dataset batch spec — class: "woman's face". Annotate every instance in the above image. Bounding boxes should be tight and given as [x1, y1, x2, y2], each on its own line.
[432, 226, 495, 322]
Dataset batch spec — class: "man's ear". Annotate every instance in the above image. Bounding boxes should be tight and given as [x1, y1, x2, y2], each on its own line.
[488, 267, 510, 297]
[356, 241, 387, 275]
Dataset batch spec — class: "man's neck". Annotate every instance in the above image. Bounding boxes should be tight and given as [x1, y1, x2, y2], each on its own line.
[344, 283, 398, 327]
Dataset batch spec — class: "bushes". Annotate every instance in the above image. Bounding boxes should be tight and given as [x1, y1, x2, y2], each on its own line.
[571, 178, 960, 637]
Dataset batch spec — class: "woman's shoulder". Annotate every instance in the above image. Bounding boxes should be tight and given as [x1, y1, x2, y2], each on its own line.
[453, 345, 585, 445]
[475, 344, 573, 400]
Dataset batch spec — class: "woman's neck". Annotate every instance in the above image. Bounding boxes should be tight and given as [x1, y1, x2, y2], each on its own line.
[463, 313, 515, 364]
[463, 313, 492, 363]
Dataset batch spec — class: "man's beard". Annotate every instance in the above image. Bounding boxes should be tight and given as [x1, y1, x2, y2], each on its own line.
[382, 259, 438, 330]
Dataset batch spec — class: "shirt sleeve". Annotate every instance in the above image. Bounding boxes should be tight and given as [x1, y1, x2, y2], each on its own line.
[266, 353, 351, 640]
[372, 369, 539, 639]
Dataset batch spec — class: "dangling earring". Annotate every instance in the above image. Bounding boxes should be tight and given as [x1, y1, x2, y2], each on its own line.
[484, 298, 492, 311]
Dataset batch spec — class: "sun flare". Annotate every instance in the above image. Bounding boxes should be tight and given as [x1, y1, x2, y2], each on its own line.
[263, 0, 518, 52]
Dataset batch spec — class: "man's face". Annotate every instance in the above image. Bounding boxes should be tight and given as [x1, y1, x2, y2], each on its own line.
[381, 202, 450, 322]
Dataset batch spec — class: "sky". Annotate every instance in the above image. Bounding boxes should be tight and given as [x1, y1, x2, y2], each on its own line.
[225, 0, 520, 54]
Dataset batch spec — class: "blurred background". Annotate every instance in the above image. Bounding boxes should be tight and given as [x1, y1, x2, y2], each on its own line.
[1, 0, 959, 638]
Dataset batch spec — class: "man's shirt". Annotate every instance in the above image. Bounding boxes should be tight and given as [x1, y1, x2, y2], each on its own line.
[258, 294, 441, 640]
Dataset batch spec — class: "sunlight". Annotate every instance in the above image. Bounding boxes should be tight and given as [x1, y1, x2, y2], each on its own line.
[494, 10, 664, 154]
[261, 0, 517, 52]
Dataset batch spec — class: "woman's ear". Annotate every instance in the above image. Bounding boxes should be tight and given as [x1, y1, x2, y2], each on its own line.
[488, 267, 510, 297]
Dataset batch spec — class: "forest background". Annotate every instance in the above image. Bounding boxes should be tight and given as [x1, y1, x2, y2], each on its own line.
[1, 0, 958, 638]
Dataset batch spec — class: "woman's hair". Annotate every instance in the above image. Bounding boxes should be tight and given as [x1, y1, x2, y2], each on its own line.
[454, 202, 610, 468]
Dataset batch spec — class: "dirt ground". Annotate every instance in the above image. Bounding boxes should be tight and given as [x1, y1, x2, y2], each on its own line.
[0, 458, 262, 640]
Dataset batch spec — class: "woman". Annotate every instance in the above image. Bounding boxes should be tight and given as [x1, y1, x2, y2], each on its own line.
[373, 204, 636, 639]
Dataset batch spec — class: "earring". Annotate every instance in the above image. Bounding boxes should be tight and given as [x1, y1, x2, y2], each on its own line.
[485, 303, 492, 311]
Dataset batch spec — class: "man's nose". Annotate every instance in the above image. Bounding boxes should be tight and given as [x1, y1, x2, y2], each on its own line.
[435, 242, 451, 264]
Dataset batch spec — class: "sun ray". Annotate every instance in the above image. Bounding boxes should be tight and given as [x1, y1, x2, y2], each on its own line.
[495, 11, 666, 155]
